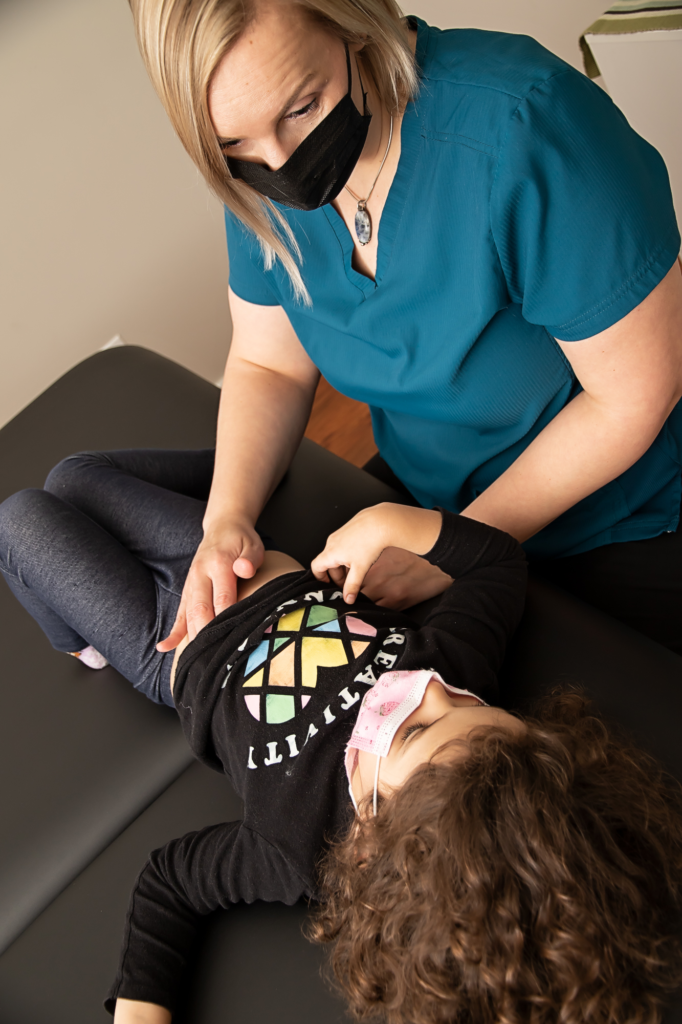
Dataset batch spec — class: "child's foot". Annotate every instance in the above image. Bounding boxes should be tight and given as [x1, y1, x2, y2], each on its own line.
[70, 645, 109, 670]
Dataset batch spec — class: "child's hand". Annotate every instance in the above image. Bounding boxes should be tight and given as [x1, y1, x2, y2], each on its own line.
[311, 504, 442, 604]
[113, 998, 171, 1023]
[361, 547, 454, 610]
[311, 506, 390, 603]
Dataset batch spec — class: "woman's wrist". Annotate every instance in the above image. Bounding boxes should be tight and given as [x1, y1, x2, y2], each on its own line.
[201, 507, 256, 537]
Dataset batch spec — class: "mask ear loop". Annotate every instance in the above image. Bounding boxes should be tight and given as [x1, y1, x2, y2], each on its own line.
[373, 752, 381, 817]
[344, 41, 370, 116]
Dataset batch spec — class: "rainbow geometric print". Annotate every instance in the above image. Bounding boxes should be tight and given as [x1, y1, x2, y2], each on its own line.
[240, 605, 376, 725]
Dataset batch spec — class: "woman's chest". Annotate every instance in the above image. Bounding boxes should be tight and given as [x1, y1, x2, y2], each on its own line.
[330, 140, 399, 281]
[275, 137, 571, 424]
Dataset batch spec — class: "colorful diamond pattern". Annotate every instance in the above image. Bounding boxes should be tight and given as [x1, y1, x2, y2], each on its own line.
[240, 606, 377, 722]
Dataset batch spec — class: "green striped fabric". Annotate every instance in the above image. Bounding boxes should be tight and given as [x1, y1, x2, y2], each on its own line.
[581, 1, 682, 77]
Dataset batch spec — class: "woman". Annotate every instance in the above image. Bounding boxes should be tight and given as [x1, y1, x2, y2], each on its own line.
[126, 0, 682, 659]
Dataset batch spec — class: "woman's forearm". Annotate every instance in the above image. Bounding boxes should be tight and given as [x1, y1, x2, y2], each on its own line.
[461, 389, 674, 543]
[158, 298, 320, 646]
[203, 353, 318, 533]
[469, 262, 682, 543]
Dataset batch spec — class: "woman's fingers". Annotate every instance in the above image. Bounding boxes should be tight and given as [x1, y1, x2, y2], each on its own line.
[159, 529, 264, 649]
[233, 555, 257, 580]
[185, 570, 230, 640]
[197, 538, 263, 622]
[157, 596, 189, 652]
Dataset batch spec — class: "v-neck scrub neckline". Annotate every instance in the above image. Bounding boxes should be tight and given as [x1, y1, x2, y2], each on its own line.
[224, 17, 681, 560]
[323, 29, 428, 296]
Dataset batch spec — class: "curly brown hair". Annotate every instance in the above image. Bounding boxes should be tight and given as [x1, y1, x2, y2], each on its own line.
[310, 692, 682, 1024]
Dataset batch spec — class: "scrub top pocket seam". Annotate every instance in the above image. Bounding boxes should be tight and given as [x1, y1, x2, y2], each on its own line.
[420, 128, 497, 158]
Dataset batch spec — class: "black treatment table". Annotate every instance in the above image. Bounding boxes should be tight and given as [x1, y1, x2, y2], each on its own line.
[0, 346, 681, 1023]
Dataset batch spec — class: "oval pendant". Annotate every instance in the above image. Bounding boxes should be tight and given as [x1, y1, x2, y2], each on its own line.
[354, 206, 371, 246]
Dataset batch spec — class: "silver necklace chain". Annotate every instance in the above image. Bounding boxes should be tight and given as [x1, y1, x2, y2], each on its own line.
[344, 114, 394, 246]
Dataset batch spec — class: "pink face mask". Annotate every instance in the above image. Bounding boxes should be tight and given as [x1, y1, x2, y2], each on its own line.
[344, 669, 486, 815]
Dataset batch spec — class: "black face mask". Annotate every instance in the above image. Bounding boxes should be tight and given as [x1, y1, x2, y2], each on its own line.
[225, 44, 372, 211]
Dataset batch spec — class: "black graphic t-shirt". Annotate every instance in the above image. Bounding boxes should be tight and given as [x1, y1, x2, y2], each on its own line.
[106, 511, 527, 1014]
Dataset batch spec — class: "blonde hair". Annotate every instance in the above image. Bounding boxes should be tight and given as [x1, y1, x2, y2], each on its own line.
[128, 0, 418, 302]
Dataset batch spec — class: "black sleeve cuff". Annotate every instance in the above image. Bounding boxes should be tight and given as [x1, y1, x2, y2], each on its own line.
[423, 508, 526, 578]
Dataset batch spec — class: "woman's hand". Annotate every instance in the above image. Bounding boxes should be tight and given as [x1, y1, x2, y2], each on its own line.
[157, 520, 264, 651]
[113, 998, 171, 1024]
[311, 504, 442, 604]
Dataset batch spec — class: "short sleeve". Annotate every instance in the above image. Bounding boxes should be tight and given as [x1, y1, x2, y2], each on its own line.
[490, 69, 680, 341]
[224, 207, 281, 307]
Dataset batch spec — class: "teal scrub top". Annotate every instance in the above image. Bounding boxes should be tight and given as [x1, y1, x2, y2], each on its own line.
[224, 17, 681, 559]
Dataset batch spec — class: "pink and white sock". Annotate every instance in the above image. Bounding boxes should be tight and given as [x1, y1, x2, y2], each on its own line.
[70, 645, 109, 670]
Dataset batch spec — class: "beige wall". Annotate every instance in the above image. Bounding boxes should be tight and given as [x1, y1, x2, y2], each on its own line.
[410, 0, 608, 69]
[585, 30, 682, 217]
[0, 0, 231, 430]
[1, 0, 608, 429]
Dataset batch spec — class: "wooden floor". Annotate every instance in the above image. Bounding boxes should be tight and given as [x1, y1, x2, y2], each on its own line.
[304, 376, 377, 468]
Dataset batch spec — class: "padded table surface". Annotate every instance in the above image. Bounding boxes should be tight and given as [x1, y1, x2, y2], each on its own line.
[2, 346, 682, 1024]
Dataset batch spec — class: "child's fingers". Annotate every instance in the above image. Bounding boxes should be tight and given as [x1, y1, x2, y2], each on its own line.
[310, 554, 360, 600]
[312, 542, 372, 590]
[310, 551, 337, 579]
[342, 563, 370, 604]
[311, 559, 347, 586]
[311, 554, 348, 582]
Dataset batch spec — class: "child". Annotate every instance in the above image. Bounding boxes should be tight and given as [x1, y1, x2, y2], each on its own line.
[1, 451, 681, 1024]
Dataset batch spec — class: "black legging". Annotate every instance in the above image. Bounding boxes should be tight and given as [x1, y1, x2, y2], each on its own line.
[364, 454, 682, 656]
[0, 449, 274, 707]
[0, 449, 219, 706]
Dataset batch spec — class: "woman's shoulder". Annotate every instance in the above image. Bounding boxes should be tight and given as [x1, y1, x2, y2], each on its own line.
[415, 18, 581, 110]
[413, 18, 614, 159]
